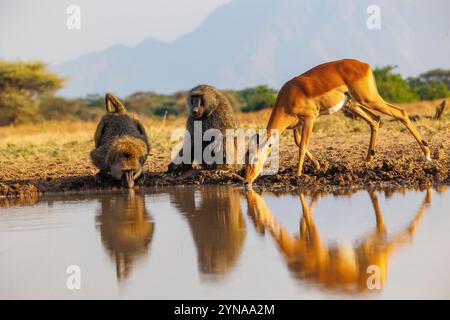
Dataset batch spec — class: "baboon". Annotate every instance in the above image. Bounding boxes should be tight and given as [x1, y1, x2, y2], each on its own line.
[167, 85, 239, 172]
[91, 93, 150, 188]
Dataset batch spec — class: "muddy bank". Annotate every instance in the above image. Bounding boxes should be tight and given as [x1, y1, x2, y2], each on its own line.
[1, 154, 449, 198]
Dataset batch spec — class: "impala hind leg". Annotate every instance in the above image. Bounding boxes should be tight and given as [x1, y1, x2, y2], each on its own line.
[297, 117, 315, 176]
[367, 99, 431, 161]
[294, 127, 320, 170]
[344, 102, 380, 161]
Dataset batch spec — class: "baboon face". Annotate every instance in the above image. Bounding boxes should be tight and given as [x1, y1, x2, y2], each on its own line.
[189, 94, 204, 118]
[108, 136, 148, 188]
[187, 85, 219, 119]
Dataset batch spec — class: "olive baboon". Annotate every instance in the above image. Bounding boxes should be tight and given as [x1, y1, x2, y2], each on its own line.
[167, 85, 239, 172]
[91, 93, 150, 188]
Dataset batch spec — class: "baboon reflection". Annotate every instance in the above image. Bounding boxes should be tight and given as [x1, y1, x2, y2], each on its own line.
[170, 187, 246, 280]
[245, 188, 432, 293]
[96, 190, 154, 281]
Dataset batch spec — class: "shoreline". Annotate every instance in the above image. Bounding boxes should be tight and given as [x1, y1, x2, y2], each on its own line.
[1, 157, 449, 198]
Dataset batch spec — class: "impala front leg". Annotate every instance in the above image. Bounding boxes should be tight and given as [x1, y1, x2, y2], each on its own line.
[297, 117, 315, 176]
[294, 127, 320, 170]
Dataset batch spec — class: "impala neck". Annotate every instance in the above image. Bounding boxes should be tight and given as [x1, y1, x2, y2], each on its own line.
[265, 105, 294, 140]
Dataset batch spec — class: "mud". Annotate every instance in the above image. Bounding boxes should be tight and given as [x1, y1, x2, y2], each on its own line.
[1, 136, 448, 198]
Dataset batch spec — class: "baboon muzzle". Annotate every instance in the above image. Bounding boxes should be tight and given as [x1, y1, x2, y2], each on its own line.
[122, 170, 135, 189]
[191, 96, 203, 117]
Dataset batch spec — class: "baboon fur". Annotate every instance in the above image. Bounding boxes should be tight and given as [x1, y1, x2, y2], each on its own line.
[91, 93, 150, 188]
[168, 85, 239, 171]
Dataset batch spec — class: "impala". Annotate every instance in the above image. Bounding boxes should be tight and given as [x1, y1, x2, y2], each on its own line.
[244, 59, 431, 185]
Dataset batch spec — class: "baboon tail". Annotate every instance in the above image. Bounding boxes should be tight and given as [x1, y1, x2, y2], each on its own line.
[105, 93, 126, 114]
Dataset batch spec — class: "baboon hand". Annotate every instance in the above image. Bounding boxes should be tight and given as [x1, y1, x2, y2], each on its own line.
[136, 173, 146, 185]
[94, 171, 109, 185]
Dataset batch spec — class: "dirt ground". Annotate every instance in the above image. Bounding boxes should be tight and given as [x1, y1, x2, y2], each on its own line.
[1, 99, 449, 197]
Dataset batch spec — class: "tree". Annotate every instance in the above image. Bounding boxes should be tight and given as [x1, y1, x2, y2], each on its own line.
[0, 60, 64, 125]
[239, 85, 276, 112]
[80, 93, 103, 108]
[407, 69, 450, 100]
[373, 65, 417, 103]
[417, 69, 450, 88]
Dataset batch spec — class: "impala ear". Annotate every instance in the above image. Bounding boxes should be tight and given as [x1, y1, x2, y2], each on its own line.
[260, 135, 275, 151]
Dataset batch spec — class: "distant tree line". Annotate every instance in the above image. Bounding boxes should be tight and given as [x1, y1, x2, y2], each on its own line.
[0, 60, 449, 125]
[373, 66, 450, 102]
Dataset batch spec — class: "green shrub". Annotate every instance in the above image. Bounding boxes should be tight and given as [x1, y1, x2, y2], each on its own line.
[239, 85, 276, 112]
[373, 66, 417, 102]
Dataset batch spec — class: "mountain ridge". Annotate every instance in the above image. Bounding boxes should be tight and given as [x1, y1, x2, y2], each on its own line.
[53, 0, 450, 97]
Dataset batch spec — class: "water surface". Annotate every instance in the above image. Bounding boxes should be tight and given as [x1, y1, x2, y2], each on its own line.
[1, 186, 449, 299]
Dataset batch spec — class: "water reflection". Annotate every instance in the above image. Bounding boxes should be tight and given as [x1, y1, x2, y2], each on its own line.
[1, 185, 450, 298]
[96, 190, 154, 281]
[0, 194, 39, 208]
[245, 188, 432, 293]
[169, 187, 246, 280]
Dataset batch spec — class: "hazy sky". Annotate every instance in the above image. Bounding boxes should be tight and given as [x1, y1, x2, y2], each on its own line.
[0, 0, 231, 64]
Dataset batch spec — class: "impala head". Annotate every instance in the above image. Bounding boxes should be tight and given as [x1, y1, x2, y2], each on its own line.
[244, 134, 274, 186]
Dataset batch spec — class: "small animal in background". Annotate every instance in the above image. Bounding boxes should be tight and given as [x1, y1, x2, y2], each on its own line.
[168, 85, 239, 172]
[91, 93, 150, 188]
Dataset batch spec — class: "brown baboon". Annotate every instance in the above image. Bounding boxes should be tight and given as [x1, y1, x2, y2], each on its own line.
[91, 93, 150, 188]
[167, 85, 239, 172]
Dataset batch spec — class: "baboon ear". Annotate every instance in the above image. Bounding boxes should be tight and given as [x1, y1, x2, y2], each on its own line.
[136, 121, 147, 137]
[105, 93, 126, 114]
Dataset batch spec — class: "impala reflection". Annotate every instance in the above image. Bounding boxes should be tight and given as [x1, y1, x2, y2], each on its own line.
[245, 188, 432, 293]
